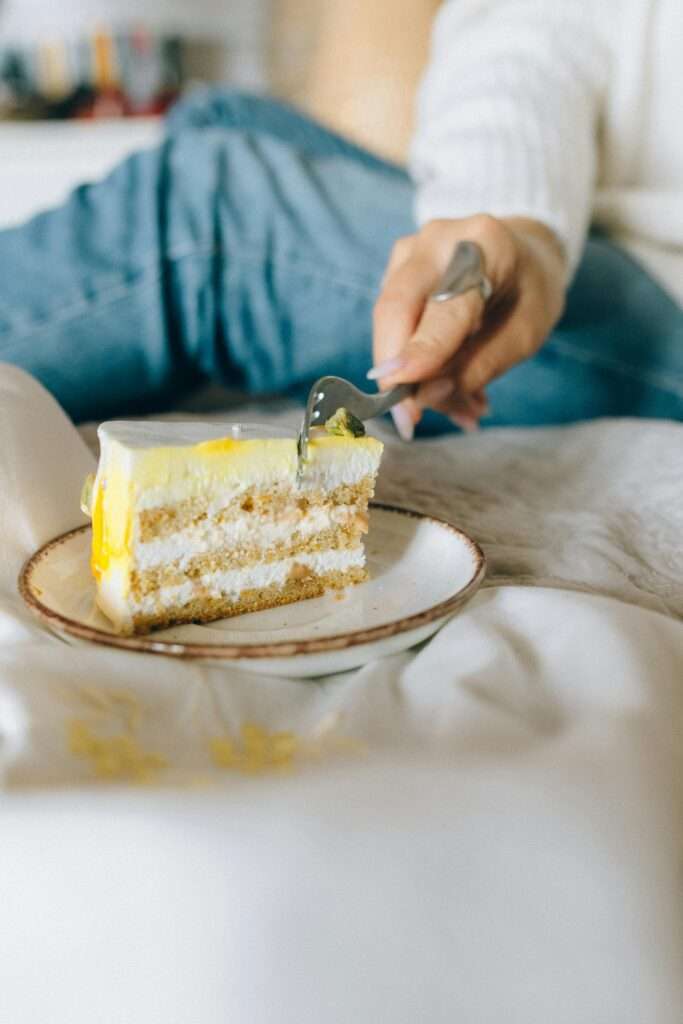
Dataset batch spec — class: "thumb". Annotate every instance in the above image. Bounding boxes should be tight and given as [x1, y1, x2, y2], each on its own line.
[375, 288, 485, 385]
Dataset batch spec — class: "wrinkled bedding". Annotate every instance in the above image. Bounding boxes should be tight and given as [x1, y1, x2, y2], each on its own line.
[1, 363, 682, 1023]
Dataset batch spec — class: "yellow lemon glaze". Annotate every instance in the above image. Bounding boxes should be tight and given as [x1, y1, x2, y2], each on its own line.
[141, 437, 297, 490]
[130, 435, 381, 491]
[90, 480, 105, 580]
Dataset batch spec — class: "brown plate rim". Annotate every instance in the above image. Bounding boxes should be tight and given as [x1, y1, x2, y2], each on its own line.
[18, 503, 486, 660]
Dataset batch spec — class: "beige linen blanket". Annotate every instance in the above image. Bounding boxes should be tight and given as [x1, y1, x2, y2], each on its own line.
[1, 363, 681, 1024]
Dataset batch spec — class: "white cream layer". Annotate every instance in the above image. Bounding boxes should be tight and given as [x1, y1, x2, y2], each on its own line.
[133, 505, 356, 572]
[131, 547, 365, 617]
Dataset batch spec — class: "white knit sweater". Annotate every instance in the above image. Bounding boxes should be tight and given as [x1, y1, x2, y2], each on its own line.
[411, 0, 683, 301]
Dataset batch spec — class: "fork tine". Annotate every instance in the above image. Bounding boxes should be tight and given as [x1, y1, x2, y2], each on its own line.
[297, 375, 417, 479]
[297, 376, 331, 473]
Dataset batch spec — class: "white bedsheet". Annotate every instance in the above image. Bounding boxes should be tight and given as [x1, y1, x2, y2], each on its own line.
[1, 363, 682, 1023]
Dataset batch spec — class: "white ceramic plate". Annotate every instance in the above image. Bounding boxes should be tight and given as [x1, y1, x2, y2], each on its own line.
[19, 504, 485, 677]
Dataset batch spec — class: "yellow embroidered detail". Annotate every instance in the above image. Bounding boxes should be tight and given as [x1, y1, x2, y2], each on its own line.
[209, 718, 365, 776]
[62, 686, 144, 732]
[210, 723, 299, 775]
[68, 719, 167, 783]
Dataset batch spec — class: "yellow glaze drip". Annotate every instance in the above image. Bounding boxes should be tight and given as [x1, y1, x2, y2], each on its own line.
[90, 457, 133, 585]
[195, 437, 243, 456]
[90, 480, 105, 580]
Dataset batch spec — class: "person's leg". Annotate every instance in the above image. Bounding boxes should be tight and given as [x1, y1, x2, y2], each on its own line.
[165, 87, 400, 172]
[182, 96, 681, 430]
[0, 90, 413, 422]
[483, 235, 683, 427]
[1, 86, 681, 427]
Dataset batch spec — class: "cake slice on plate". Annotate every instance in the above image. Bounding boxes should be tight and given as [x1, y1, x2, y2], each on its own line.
[82, 417, 383, 635]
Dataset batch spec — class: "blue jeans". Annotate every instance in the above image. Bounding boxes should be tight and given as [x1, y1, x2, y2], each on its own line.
[1, 88, 681, 428]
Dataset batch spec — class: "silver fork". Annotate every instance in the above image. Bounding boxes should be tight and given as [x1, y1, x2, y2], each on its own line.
[297, 376, 416, 476]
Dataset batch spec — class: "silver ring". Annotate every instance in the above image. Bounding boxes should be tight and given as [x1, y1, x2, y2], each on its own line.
[429, 240, 492, 304]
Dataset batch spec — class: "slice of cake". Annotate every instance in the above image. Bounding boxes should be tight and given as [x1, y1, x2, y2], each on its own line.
[82, 418, 383, 635]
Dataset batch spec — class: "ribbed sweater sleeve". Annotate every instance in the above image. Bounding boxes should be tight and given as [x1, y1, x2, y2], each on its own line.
[410, 0, 611, 275]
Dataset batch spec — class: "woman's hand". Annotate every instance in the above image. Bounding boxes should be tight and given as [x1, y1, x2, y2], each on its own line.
[369, 214, 567, 437]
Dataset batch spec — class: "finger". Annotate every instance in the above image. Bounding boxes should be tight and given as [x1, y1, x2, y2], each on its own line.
[415, 379, 489, 432]
[390, 399, 419, 442]
[452, 302, 542, 395]
[450, 410, 481, 433]
[371, 214, 522, 388]
[391, 288, 486, 384]
[371, 248, 439, 382]
[380, 233, 414, 286]
[392, 391, 484, 440]
[443, 390, 490, 432]
[416, 378, 488, 415]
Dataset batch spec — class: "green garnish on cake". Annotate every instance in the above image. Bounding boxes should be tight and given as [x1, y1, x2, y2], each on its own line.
[324, 407, 366, 438]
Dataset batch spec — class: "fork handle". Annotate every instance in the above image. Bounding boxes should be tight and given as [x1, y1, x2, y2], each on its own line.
[370, 382, 418, 418]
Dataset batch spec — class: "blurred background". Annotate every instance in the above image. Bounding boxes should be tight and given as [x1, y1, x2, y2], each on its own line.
[0, 0, 307, 224]
[0, 0, 439, 225]
[0, 0, 271, 118]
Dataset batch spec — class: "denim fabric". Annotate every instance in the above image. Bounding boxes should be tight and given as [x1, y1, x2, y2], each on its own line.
[0, 88, 681, 426]
[486, 233, 683, 427]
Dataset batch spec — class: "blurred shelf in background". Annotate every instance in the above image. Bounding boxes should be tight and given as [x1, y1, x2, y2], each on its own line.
[0, 0, 275, 224]
[0, 0, 271, 119]
[0, 0, 426, 226]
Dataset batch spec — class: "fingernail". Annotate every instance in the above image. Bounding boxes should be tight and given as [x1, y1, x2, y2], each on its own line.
[462, 393, 488, 417]
[473, 390, 490, 416]
[450, 413, 479, 433]
[391, 402, 415, 442]
[367, 355, 408, 381]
